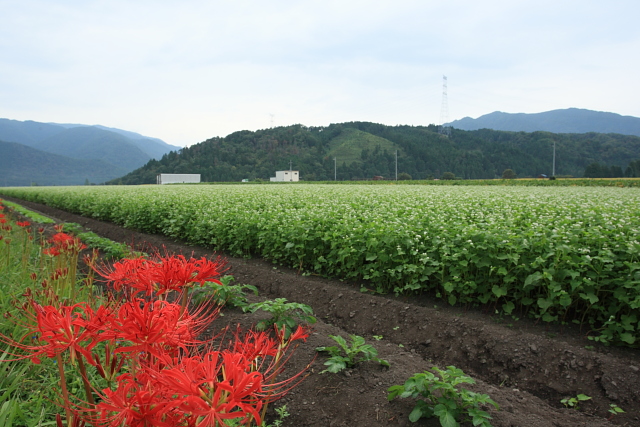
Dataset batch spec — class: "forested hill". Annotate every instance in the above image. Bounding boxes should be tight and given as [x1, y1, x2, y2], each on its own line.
[111, 122, 640, 183]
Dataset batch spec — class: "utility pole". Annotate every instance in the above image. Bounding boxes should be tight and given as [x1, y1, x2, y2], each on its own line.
[395, 150, 398, 181]
[334, 157, 337, 181]
[552, 140, 556, 177]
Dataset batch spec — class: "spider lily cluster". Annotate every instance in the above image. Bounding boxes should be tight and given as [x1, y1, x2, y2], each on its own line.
[0, 207, 310, 427]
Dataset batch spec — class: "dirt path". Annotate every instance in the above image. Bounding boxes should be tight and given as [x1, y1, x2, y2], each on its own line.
[4, 195, 639, 426]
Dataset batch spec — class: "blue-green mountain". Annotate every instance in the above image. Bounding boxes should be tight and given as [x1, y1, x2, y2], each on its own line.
[0, 119, 180, 186]
[448, 108, 640, 136]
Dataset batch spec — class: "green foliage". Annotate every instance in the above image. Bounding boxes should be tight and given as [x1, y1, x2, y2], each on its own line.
[608, 404, 625, 419]
[327, 127, 399, 167]
[260, 405, 290, 427]
[191, 275, 258, 308]
[501, 169, 516, 179]
[243, 298, 316, 337]
[0, 346, 32, 426]
[441, 172, 456, 180]
[388, 366, 498, 427]
[588, 314, 638, 346]
[0, 199, 55, 223]
[626, 159, 640, 177]
[315, 335, 390, 373]
[4, 184, 640, 346]
[0, 210, 93, 423]
[62, 222, 142, 259]
[584, 162, 624, 178]
[560, 394, 591, 410]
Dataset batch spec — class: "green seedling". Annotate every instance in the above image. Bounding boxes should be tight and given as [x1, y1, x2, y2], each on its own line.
[243, 298, 316, 338]
[608, 404, 625, 420]
[560, 394, 591, 410]
[316, 334, 390, 373]
[262, 404, 290, 427]
[373, 335, 383, 341]
[388, 366, 498, 427]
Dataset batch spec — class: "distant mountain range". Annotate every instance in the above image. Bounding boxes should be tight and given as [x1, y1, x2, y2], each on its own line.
[2, 109, 639, 187]
[0, 119, 181, 186]
[447, 108, 640, 136]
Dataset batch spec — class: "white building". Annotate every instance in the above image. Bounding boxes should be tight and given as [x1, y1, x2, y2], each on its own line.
[156, 174, 201, 184]
[270, 170, 299, 182]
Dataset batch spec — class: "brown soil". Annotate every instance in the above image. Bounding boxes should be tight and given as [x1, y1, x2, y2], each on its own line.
[4, 196, 640, 427]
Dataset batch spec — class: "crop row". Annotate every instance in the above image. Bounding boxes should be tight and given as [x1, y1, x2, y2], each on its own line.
[2, 184, 639, 345]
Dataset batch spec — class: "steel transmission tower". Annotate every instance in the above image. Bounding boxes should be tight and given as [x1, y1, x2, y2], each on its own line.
[439, 75, 451, 137]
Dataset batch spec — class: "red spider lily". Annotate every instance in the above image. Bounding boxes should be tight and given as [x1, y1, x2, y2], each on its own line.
[51, 232, 87, 252]
[280, 324, 310, 344]
[144, 253, 227, 295]
[16, 221, 31, 228]
[93, 257, 153, 294]
[43, 246, 61, 256]
[140, 254, 227, 296]
[101, 299, 215, 363]
[92, 352, 260, 426]
[152, 351, 265, 426]
[43, 233, 87, 257]
[0, 302, 111, 365]
[93, 374, 179, 427]
[94, 254, 227, 300]
[232, 329, 279, 364]
[255, 324, 313, 418]
[89, 328, 308, 426]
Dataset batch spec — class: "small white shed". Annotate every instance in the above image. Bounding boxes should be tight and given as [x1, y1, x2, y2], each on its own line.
[156, 174, 201, 184]
[270, 171, 299, 182]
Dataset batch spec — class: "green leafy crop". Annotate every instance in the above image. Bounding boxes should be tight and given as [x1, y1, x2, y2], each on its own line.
[388, 366, 498, 427]
[243, 298, 316, 337]
[4, 184, 640, 346]
[191, 275, 258, 308]
[316, 334, 389, 373]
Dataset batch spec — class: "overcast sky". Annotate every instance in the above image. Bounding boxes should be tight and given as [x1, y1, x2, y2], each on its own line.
[1, 0, 639, 147]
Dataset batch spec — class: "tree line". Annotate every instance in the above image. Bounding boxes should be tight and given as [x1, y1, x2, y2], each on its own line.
[583, 159, 640, 178]
[109, 123, 640, 184]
